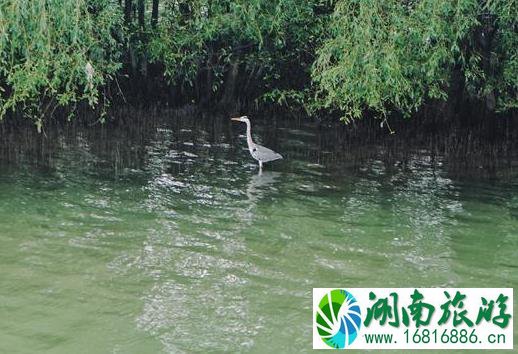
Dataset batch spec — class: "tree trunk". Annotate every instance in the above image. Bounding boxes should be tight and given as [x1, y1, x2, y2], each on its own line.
[152, 0, 159, 28]
[138, 0, 145, 30]
[124, 0, 132, 24]
[221, 60, 239, 104]
[201, 56, 214, 106]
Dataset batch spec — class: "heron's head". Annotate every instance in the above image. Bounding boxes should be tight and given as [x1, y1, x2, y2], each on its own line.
[231, 115, 249, 123]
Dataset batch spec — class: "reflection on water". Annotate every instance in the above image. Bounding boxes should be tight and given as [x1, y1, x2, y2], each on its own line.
[0, 108, 517, 353]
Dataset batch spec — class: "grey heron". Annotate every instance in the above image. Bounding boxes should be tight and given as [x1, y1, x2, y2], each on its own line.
[231, 116, 283, 170]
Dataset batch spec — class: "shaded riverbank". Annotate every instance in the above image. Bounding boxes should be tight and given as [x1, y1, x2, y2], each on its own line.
[2, 106, 518, 179]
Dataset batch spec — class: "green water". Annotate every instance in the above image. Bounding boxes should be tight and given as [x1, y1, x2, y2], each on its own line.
[0, 112, 517, 353]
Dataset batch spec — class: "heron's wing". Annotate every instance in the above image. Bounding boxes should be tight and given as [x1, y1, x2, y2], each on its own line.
[255, 144, 283, 162]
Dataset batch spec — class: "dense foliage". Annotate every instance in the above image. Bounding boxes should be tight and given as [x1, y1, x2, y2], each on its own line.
[313, 0, 518, 121]
[0, 0, 122, 129]
[0, 0, 516, 126]
[147, 0, 328, 105]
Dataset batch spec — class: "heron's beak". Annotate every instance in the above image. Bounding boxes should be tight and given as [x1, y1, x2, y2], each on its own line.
[231, 117, 241, 122]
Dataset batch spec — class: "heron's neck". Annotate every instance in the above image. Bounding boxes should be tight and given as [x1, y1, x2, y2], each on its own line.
[245, 121, 254, 148]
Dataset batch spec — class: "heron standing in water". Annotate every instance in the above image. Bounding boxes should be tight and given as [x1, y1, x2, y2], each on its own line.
[231, 116, 283, 170]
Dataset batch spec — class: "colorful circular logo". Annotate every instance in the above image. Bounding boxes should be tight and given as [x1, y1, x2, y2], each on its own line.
[315, 289, 362, 349]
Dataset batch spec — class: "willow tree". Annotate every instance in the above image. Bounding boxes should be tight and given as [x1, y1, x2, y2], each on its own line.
[0, 0, 123, 129]
[312, 0, 517, 122]
[148, 0, 330, 105]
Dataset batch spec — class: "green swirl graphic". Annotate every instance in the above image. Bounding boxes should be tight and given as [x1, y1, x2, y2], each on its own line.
[316, 289, 362, 349]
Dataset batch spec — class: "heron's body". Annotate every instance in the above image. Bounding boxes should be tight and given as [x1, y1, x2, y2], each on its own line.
[232, 116, 282, 169]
